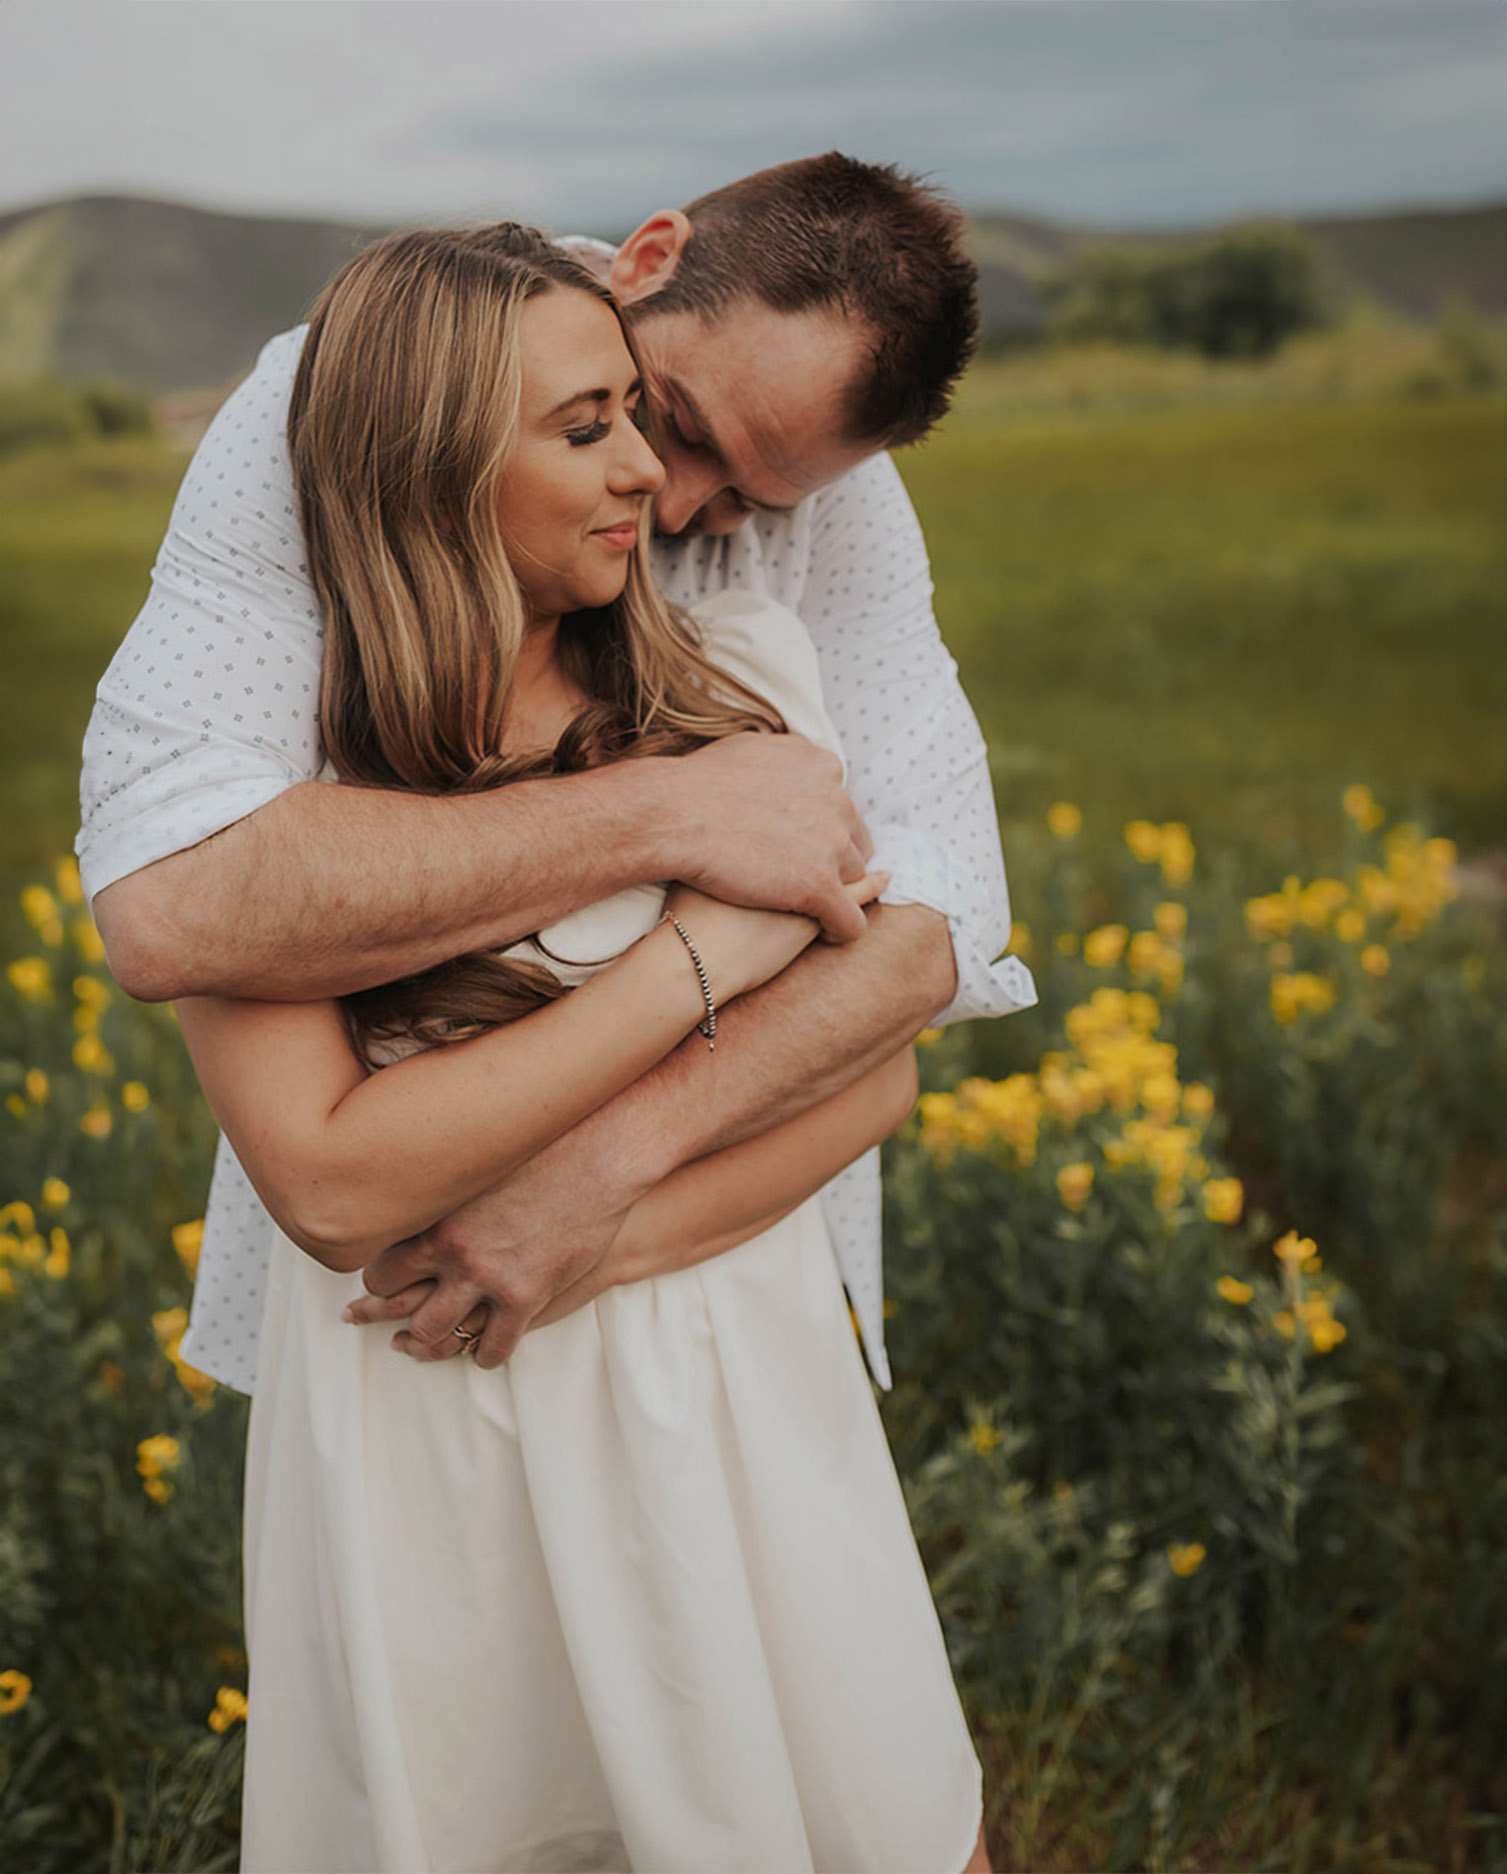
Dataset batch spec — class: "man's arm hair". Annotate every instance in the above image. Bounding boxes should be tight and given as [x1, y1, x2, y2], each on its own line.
[94, 734, 871, 1004]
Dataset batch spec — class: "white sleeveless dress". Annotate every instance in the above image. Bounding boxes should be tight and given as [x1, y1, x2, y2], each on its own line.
[239, 593, 984, 1873]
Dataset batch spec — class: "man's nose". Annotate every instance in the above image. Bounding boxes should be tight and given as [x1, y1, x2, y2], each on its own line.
[653, 456, 725, 535]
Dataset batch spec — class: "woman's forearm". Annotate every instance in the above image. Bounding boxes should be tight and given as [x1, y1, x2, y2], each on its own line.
[179, 920, 717, 1272]
[527, 1048, 920, 1328]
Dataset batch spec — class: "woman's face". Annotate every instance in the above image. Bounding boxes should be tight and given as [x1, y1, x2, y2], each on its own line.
[497, 287, 665, 624]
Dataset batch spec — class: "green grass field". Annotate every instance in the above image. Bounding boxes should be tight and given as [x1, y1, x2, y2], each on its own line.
[3, 367, 1503, 886]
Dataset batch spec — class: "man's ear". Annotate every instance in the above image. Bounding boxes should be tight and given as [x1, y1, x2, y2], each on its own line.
[609, 210, 692, 308]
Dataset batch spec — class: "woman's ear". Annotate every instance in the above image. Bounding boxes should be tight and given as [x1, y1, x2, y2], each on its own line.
[609, 211, 693, 308]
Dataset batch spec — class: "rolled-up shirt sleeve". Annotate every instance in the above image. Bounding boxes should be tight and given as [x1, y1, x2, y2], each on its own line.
[77, 328, 323, 908]
[800, 454, 1037, 1026]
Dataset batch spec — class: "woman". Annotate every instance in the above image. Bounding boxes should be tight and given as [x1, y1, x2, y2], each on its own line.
[177, 225, 989, 1874]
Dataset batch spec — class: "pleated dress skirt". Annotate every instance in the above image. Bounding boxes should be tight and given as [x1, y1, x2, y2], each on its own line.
[240, 1194, 984, 1873]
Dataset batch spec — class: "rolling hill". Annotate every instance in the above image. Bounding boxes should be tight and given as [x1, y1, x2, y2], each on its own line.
[1, 192, 1503, 395]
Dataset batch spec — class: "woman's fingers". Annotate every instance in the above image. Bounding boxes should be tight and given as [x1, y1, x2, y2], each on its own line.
[342, 1279, 435, 1325]
[846, 869, 891, 907]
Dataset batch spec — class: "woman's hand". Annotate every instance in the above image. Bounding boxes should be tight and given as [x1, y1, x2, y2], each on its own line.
[663, 873, 887, 1006]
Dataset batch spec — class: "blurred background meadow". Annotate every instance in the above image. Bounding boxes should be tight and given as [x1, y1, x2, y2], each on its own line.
[2, 3, 1505, 1870]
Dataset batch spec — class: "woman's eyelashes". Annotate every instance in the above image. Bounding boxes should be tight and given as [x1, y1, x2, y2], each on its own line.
[567, 396, 645, 448]
[566, 417, 611, 447]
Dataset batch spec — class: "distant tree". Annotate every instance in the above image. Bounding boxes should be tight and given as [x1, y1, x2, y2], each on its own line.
[80, 381, 155, 439]
[1047, 225, 1325, 360]
[0, 382, 90, 457]
[0, 379, 155, 456]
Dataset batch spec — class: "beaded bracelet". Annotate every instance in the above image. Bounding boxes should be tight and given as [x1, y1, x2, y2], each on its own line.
[664, 914, 717, 1051]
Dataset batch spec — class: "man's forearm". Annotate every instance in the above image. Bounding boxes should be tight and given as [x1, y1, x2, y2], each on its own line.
[95, 763, 674, 1003]
[584, 900, 956, 1194]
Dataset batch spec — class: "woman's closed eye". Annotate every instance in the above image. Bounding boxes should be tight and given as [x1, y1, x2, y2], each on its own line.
[566, 417, 611, 447]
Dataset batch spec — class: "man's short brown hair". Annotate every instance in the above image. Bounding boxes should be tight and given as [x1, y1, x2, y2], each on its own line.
[639, 152, 978, 449]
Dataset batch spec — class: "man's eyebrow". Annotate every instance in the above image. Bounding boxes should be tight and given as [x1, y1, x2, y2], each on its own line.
[666, 377, 798, 515]
[542, 378, 642, 422]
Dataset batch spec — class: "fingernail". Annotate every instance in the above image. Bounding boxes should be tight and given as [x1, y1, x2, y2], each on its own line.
[341, 1304, 357, 1323]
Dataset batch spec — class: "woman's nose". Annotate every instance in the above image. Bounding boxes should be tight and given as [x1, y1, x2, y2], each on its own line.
[611, 420, 665, 498]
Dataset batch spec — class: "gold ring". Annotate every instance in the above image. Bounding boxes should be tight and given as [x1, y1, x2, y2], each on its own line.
[451, 1326, 479, 1345]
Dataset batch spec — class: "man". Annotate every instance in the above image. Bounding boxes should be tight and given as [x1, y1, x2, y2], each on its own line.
[80, 152, 1035, 1392]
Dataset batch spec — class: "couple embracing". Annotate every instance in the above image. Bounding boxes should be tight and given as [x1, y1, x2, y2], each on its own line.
[80, 154, 1036, 1873]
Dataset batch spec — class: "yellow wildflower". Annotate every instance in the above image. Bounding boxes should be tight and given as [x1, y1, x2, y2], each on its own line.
[55, 857, 84, 905]
[24, 1069, 49, 1104]
[122, 1081, 151, 1113]
[1083, 924, 1128, 969]
[208, 1687, 249, 1734]
[914, 1028, 943, 1048]
[73, 1004, 98, 1034]
[1335, 907, 1367, 945]
[1216, 1275, 1253, 1305]
[1167, 1543, 1207, 1578]
[1273, 1311, 1296, 1338]
[1360, 945, 1391, 978]
[1270, 972, 1336, 1026]
[73, 975, 111, 1012]
[6, 958, 51, 1001]
[44, 1229, 69, 1280]
[137, 1433, 180, 1476]
[1047, 801, 1082, 839]
[137, 1435, 181, 1501]
[0, 1202, 36, 1235]
[1245, 894, 1292, 941]
[1127, 930, 1164, 979]
[1274, 1230, 1319, 1267]
[1153, 902, 1187, 944]
[172, 1219, 206, 1277]
[72, 1034, 115, 1076]
[15, 1234, 45, 1267]
[1007, 922, 1031, 958]
[41, 1178, 69, 1212]
[1342, 783, 1385, 832]
[1056, 1162, 1094, 1212]
[5, 1094, 24, 1121]
[80, 1106, 113, 1140]
[1297, 879, 1348, 929]
[1202, 1178, 1244, 1225]
[1158, 823, 1195, 888]
[1124, 820, 1162, 864]
[20, 886, 57, 931]
[1182, 1082, 1215, 1121]
[968, 1421, 1001, 1457]
[73, 920, 106, 963]
[0, 1669, 32, 1715]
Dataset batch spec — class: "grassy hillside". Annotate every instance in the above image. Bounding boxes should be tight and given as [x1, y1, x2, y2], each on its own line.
[2, 194, 1505, 392]
[0, 196, 381, 393]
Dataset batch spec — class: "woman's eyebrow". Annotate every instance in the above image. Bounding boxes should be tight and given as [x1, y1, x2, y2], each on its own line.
[541, 378, 642, 421]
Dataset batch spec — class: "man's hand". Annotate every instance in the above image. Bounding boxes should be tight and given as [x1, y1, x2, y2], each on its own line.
[674, 734, 873, 942]
[347, 1108, 650, 1369]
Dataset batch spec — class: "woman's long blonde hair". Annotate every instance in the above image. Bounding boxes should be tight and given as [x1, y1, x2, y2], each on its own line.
[287, 224, 781, 1060]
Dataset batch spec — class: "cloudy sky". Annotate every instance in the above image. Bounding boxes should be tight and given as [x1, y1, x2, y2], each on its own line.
[2, 0, 1505, 234]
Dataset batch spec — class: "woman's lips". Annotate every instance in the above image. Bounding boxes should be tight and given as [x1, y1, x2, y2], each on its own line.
[591, 522, 639, 551]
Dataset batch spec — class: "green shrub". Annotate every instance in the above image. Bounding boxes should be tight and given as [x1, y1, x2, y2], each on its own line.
[1049, 226, 1326, 360]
